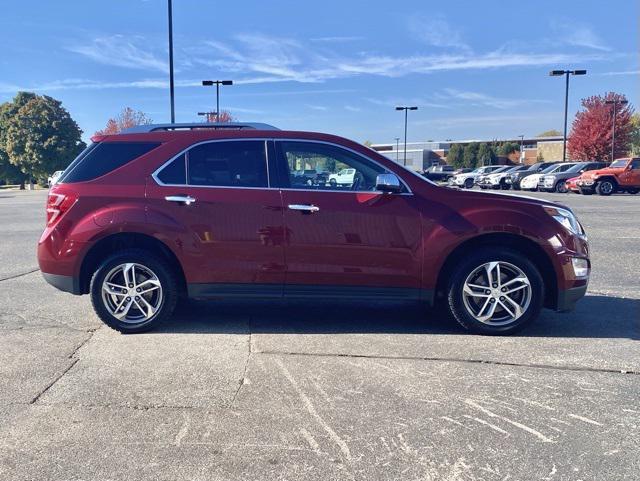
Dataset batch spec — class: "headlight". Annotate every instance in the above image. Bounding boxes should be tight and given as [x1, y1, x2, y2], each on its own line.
[543, 176, 555, 186]
[490, 176, 500, 184]
[571, 258, 589, 278]
[544, 205, 583, 235]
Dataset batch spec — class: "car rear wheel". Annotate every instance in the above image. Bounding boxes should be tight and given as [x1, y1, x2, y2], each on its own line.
[595, 179, 616, 196]
[90, 249, 178, 333]
[627, 188, 639, 194]
[464, 178, 474, 189]
[446, 247, 544, 335]
[556, 181, 568, 193]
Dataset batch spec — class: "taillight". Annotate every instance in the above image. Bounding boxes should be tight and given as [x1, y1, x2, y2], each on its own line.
[46, 192, 76, 226]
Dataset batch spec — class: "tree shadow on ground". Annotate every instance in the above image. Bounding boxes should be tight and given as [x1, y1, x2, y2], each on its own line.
[155, 295, 639, 340]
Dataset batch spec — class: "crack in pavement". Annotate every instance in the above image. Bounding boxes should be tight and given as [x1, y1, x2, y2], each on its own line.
[0, 268, 39, 282]
[229, 316, 253, 408]
[255, 350, 640, 376]
[29, 327, 101, 405]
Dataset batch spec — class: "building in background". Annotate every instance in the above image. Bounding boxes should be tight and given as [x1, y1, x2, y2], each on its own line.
[371, 136, 565, 171]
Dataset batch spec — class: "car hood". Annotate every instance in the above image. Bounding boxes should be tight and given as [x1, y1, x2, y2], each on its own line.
[581, 167, 624, 179]
[447, 187, 567, 210]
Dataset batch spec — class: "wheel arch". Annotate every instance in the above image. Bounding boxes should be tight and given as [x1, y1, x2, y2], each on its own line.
[435, 232, 558, 309]
[79, 232, 187, 296]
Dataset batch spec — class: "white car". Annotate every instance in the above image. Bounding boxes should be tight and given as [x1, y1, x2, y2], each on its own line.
[328, 168, 356, 187]
[520, 163, 577, 191]
[47, 170, 64, 187]
[450, 165, 504, 189]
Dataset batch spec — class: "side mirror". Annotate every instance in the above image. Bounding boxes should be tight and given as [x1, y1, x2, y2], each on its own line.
[376, 173, 402, 193]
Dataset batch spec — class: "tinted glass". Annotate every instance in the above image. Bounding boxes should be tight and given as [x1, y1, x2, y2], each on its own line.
[280, 141, 385, 191]
[631, 159, 640, 169]
[187, 141, 267, 187]
[157, 153, 186, 184]
[60, 142, 160, 183]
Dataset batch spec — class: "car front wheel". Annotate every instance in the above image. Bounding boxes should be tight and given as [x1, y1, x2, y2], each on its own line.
[595, 179, 616, 196]
[90, 249, 178, 333]
[446, 247, 544, 335]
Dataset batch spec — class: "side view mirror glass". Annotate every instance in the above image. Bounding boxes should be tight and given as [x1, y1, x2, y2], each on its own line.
[376, 173, 402, 193]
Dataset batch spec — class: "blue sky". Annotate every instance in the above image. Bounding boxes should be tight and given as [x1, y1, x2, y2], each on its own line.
[0, 0, 637, 143]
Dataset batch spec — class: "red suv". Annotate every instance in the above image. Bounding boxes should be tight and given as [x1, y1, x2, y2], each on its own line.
[38, 123, 590, 335]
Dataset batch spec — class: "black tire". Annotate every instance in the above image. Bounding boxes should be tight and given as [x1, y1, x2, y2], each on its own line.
[446, 247, 544, 335]
[90, 249, 178, 333]
[500, 182, 510, 190]
[512, 185, 521, 191]
[464, 178, 474, 189]
[329, 178, 337, 187]
[555, 181, 568, 193]
[595, 179, 616, 196]
[579, 188, 593, 195]
[627, 188, 639, 194]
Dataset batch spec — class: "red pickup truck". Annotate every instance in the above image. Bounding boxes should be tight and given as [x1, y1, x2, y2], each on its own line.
[576, 157, 640, 195]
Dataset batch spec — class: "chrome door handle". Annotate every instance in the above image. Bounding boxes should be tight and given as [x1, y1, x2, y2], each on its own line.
[165, 195, 196, 205]
[288, 204, 320, 213]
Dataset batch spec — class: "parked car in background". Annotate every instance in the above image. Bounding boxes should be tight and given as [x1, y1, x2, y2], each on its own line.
[477, 166, 511, 189]
[539, 162, 608, 193]
[291, 169, 329, 187]
[576, 158, 640, 195]
[450, 165, 503, 189]
[38, 122, 590, 336]
[423, 165, 455, 182]
[478, 165, 529, 190]
[47, 170, 64, 187]
[328, 168, 356, 187]
[565, 176, 581, 193]
[507, 162, 558, 190]
[520, 163, 578, 191]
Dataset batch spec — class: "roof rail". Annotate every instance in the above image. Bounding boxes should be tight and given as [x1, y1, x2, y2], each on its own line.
[120, 122, 280, 134]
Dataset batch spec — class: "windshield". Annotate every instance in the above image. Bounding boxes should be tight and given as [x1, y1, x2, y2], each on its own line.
[492, 166, 510, 174]
[610, 159, 628, 168]
[565, 163, 589, 173]
[541, 164, 564, 174]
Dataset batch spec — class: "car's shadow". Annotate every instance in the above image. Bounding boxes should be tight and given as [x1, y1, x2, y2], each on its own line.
[154, 295, 639, 340]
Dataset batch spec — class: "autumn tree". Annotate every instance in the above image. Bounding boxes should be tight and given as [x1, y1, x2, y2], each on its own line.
[568, 92, 634, 161]
[95, 107, 152, 135]
[202, 110, 236, 123]
[1, 92, 84, 184]
[446, 143, 464, 168]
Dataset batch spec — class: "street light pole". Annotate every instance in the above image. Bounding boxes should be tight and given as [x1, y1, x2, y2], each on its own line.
[167, 0, 175, 123]
[395, 137, 400, 161]
[605, 99, 628, 162]
[549, 69, 586, 162]
[202, 80, 233, 121]
[518, 134, 524, 163]
[395, 106, 418, 167]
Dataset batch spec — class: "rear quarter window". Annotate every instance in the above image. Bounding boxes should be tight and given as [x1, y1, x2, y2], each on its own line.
[59, 142, 161, 183]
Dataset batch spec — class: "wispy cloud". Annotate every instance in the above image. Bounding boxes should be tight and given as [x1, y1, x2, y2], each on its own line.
[311, 36, 364, 43]
[67, 35, 168, 72]
[551, 20, 610, 51]
[344, 105, 361, 112]
[439, 88, 550, 109]
[408, 14, 469, 51]
[306, 104, 328, 111]
[597, 70, 640, 76]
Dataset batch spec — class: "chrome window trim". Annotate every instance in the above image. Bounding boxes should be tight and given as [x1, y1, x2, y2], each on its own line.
[151, 137, 414, 195]
[152, 138, 271, 189]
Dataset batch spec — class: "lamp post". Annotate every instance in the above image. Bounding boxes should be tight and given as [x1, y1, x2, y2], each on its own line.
[394, 137, 400, 161]
[395, 106, 418, 166]
[167, 0, 175, 123]
[549, 69, 586, 162]
[604, 99, 628, 162]
[518, 134, 524, 163]
[197, 111, 218, 122]
[202, 80, 233, 121]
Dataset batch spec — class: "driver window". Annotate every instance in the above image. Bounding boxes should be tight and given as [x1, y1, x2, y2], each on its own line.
[631, 159, 640, 170]
[279, 141, 385, 191]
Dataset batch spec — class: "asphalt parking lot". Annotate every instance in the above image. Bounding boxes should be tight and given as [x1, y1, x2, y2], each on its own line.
[1, 188, 638, 480]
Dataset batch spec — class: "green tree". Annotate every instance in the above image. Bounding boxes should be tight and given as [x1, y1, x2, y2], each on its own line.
[1, 92, 85, 184]
[477, 143, 497, 165]
[498, 142, 520, 156]
[463, 142, 480, 168]
[446, 143, 464, 168]
[536, 152, 544, 161]
[537, 129, 562, 137]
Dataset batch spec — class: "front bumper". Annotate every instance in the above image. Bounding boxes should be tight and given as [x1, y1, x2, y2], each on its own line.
[556, 284, 588, 312]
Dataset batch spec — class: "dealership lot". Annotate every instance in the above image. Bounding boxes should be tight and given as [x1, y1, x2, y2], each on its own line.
[1, 189, 638, 480]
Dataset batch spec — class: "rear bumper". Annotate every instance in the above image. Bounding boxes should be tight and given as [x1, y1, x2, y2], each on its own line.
[41, 272, 82, 295]
[556, 284, 588, 312]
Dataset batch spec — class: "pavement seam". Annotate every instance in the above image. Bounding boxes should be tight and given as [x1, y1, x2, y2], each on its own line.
[255, 350, 640, 376]
[29, 327, 101, 405]
[228, 316, 253, 408]
[0, 268, 39, 282]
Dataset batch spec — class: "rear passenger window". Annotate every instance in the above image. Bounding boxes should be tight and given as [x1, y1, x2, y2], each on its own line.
[187, 141, 267, 187]
[156, 153, 186, 185]
[60, 142, 160, 183]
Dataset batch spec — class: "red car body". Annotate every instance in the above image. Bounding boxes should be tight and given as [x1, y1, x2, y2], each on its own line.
[566, 176, 580, 193]
[38, 125, 590, 333]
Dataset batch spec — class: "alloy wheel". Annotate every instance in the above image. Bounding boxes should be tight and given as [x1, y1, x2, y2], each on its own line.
[101, 263, 163, 324]
[462, 261, 532, 326]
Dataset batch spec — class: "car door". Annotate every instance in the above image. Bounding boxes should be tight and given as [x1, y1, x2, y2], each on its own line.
[146, 139, 286, 297]
[274, 140, 423, 300]
[619, 159, 640, 186]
